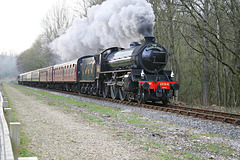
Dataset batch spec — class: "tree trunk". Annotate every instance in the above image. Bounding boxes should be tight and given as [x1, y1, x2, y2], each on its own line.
[202, 0, 210, 106]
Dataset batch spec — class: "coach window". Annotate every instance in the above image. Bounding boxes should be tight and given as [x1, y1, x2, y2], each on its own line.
[73, 64, 75, 74]
[69, 65, 71, 75]
[68, 65, 70, 75]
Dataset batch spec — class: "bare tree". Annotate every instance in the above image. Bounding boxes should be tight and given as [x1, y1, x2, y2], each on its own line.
[41, 0, 73, 44]
[202, 0, 210, 106]
[180, 0, 240, 76]
[73, 0, 106, 18]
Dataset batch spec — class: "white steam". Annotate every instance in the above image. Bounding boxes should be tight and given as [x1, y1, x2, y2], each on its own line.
[50, 0, 155, 61]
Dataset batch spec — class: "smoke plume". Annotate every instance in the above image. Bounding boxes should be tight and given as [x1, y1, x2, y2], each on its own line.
[50, 0, 155, 61]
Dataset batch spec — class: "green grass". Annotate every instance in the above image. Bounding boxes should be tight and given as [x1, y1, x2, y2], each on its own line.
[197, 143, 236, 156]
[139, 140, 202, 160]
[159, 153, 179, 159]
[19, 131, 35, 157]
[179, 151, 202, 160]
[187, 135, 200, 140]
[81, 111, 105, 123]
[200, 132, 221, 137]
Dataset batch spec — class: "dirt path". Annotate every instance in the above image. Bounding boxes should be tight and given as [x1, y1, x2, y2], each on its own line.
[5, 85, 147, 159]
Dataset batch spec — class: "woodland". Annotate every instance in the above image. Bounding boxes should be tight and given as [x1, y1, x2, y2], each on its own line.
[1, 0, 239, 107]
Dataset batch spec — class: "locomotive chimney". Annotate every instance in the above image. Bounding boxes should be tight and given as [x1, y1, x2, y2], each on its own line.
[144, 36, 155, 44]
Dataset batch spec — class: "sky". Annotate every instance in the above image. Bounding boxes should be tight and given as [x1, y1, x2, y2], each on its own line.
[0, 0, 66, 55]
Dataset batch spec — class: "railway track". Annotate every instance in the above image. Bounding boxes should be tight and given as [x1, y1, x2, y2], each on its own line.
[75, 93, 240, 127]
[104, 98, 240, 126]
[27, 85, 240, 127]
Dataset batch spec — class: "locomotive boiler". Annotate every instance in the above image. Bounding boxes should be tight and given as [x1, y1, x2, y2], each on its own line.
[102, 37, 166, 73]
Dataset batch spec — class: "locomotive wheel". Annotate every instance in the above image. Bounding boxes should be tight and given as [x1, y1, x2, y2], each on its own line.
[89, 87, 93, 95]
[137, 89, 147, 104]
[126, 93, 132, 102]
[161, 89, 169, 105]
[92, 87, 98, 96]
[110, 85, 119, 100]
[119, 87, 126, 101]
[80, 86, 84, 94]
[102, 83, 109, 98]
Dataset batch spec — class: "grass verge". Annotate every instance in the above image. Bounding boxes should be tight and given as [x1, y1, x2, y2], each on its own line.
[7, 84, 240, 159]
[2, 84, 36, 157]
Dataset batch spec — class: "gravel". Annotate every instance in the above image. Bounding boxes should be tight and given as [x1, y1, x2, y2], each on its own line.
[3, 84, 240, 159]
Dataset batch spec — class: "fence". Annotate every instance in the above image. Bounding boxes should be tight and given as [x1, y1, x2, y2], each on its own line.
[0, 85, 37, 160]
[0, 89, 14, 160]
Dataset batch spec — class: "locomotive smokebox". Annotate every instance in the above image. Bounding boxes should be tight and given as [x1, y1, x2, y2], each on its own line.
[144, 36, 155, 44]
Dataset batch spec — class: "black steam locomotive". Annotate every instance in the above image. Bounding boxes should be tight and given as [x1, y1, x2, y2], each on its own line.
[18, 36, 179, 104]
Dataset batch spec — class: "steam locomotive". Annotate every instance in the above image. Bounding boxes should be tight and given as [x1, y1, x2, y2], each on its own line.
[18, 36, 179, 104]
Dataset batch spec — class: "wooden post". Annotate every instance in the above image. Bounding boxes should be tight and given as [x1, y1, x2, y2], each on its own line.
[10, 122, 20, 160]
[3, 101, 8, 108]
[3, 96, 7, 101]
[4, 108, 12, 128]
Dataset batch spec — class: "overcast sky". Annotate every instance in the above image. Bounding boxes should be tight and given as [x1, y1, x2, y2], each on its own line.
[0, 0, 67, 55]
